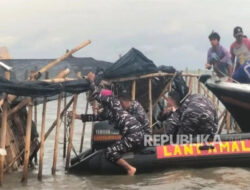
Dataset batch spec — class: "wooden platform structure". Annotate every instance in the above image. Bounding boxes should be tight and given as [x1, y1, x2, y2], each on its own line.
[0, 43, 238, 186]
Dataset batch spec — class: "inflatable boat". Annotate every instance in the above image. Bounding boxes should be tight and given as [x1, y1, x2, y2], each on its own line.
[69, 121, 250, 175]
[69, 77, 250, 175]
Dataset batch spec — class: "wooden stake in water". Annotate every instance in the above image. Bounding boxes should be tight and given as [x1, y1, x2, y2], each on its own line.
[79, 94, 89, 153]
[0, 71, 10, 186]
[0, 93, 8, 186]
[197, 69, 201, 94]
[65, 94, 78, 170]
[52, 93, 63, 175]
[226, 111, 231, 134]
[34, 99, 38, 164]
[21, 97, 33, 183]
[38, 97, 47, 180]
[148, 78, 152, 128]
[63, 93, 67, 158]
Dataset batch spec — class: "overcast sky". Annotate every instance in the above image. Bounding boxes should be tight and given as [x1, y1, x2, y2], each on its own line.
[0, 0, 250, 70]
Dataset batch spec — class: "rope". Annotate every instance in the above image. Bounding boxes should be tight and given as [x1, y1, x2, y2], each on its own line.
[57, 112, 80, 159]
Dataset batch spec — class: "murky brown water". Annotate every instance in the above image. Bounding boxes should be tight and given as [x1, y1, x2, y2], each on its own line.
[2, 95, 250, 190]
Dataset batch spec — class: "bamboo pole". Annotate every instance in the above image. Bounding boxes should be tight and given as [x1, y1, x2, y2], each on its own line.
[0, 71, 10, 186]
[65, 94, 78, 170]
[108, 72, 200, 83]
[148, 78, 152, 128]
[197, 69, 201, 94]
[56, 68, 70, 78]
[52, 93, 63, 175]
[218, 109, 226, 122]
[0, 40, 87, 107]
[34, 98, 38, 164]
[31, 40, 91, 80]
[218, 113, 227, 134]
[79, 94, 89, 153]
[131, 80, 136, 101]
[4, 71, 10, 80]
[45, 97, 74, 140]
[184, 68, 188, 82]
[63, 93, 67, 158]
[188, 76, 193, 94]
[226, 111, 231, 134]
[0, 93, 8, 186]
[90, 100, 98, 154]
[34, 99, 37, 127]
[6, 96, 75, 170]
[21, 98, 33, 183]
[43, 78, 76, 83]
[153, 75, 175, 109]
[37, 97, 47, 181]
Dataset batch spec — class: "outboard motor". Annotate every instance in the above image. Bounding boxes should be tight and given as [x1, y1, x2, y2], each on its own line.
[92, 121, 121, 150]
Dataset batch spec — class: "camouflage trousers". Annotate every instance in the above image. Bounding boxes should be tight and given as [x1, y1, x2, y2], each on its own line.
[105, 131, 144, 163]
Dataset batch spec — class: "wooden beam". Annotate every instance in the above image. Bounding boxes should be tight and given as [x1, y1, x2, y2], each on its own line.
[44, 96, 74, 140]
[226, 111, 231, 134]
[37, 97, 47, 181]
[65, 94, 78, 170]
[197, 69, 201, 94]
[218, 113, 227, 134]
[79, 94, 89, 153]
[131, 80, 136, 101]
[108, 72, 199, 83]
[0, 94, 8, 186]
[188, 75, 193, 94]
[42, 78, 76, 83]
[0, 71, 10, 186]
[31, 40, 91, 80]
[56, 68, 70, 78]
[52, 94, 63, 175]
[5, 96, 75, 171]
[152, 75, 175, 109]
[63, 93, 67, 158]
[148, 78, 152, 128]
[21, 98, 33, 183]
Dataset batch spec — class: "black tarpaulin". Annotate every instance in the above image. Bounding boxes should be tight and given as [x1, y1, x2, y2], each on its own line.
[103, 48, 158, 79]
[0, 76, 90, 97]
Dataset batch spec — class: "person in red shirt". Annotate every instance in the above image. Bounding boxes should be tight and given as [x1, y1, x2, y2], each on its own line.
[230, 26, 250, 83]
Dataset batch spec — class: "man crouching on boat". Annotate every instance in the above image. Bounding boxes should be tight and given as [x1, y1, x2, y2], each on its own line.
[160, 91, 218, 137]
[71, 88, 151, 135]
[80, 72, 144, 175]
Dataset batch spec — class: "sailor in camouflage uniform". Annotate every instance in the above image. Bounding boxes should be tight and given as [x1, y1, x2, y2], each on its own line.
[79, 89, 151, 135]
[84, 72, 144, 175]
[161, 91, 218, 136]
[118, 88, 151, 135]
